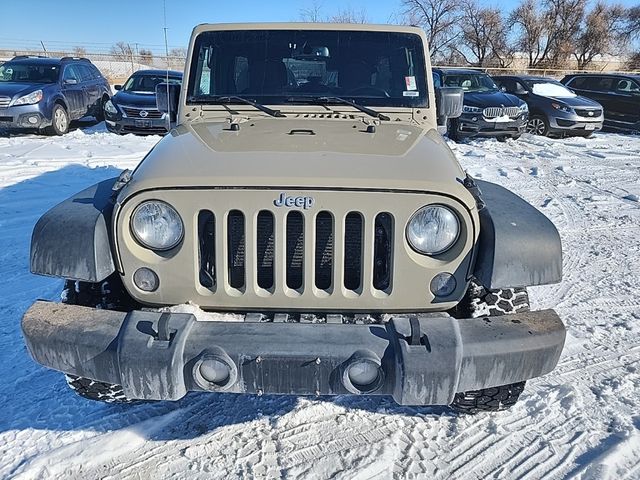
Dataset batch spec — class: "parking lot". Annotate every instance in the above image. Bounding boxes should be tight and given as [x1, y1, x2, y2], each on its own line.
[0, 126, 638, 479]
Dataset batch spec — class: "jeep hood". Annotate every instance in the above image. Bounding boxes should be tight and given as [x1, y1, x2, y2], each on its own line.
[123, 118, 473, 208]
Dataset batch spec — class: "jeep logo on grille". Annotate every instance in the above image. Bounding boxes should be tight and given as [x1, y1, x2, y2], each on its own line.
[274, 193, 315, 209]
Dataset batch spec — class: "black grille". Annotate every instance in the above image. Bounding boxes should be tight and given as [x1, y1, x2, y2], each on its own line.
[198, 211, 215, 288]
[574, 108, 602, 118]
[286, 211, 304, 290]
[343, 213, 363, 291]
[373, 213, 393, 291]
[227, 210, 245, 289]
[256, 211, 275, 290]
[122, 107, 164, 118]
[315, 212, 334, 290]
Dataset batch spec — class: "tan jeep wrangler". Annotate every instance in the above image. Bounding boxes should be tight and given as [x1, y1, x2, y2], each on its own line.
[22, 23, 565, 413]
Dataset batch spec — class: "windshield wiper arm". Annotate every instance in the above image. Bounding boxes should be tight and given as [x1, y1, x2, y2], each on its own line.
[193, 95, 285, 118]
[314, 96, 390, 121]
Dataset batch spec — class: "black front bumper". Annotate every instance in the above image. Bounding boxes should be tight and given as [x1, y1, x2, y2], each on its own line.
[455, 113, 527, 139]
[105, 116, 168, 135]
[22, 301, 565, 405]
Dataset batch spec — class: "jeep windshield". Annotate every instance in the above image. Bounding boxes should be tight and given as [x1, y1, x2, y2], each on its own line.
[443, 72, 498, 93]
[0, 62, 60, 83]
[186, 29, 428, 108]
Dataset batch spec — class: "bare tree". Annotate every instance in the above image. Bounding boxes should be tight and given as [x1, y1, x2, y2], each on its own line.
[299, 2, 368, 23]
[110, 41, 133, 61]
[139, 48, 154, 65]
[624, 6, 640, 40]
[400, 0, 461, 60]
[574, 2, 626, 70]
[510, 0, 550, 67]
[455, 0, 509, 66]
[544, 0, 587, 66]
[72, 46, 87, 57]
[299, 1, 324, 22]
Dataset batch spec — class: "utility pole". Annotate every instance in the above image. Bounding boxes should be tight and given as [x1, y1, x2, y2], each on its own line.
[40, 41, 48, 56]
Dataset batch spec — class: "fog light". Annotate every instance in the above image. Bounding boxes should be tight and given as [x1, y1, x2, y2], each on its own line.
[430, 272, 456, 297]
[28, 116, 39, 124]
[133, 267, 159, 292]
[199, 358, 230, 385]
[348, 361, 380, 388]
[342, 351, 384, 394]
[193, 352, 237, 391]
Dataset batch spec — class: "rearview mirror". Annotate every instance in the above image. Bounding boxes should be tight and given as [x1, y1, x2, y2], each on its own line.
[156, 82, 181, 122]
[435, 87, 464, 130]
[64, 78, 78, 85]
[500, 86, 506, 92]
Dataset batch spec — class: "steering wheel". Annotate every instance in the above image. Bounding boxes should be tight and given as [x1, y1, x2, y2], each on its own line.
[345, 86, 390, 97]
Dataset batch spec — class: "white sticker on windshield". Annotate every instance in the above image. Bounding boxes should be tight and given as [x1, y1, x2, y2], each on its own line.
[403, 91, 419, 97]
[405, 76, 417, 90]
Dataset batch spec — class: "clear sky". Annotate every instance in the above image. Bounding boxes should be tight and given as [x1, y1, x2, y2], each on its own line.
[0, 0, 637, 54]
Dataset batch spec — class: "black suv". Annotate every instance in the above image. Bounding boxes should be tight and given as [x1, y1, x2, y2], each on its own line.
[433, 68, 528, 141]
[561, 73, 640, 132]
[0, 56, 111, 135]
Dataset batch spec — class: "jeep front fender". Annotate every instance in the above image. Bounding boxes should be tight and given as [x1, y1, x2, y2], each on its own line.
[30, 177, 117, 282]
[473, 179, 562, 289]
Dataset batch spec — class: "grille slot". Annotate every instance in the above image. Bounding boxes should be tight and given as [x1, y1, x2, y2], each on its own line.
[286, 211, 304, 290]
[227, 210, 245, 289]
[343, 212, 363, 291]
[373, 213, 393, 291]
[256, 211, 275, 290]
[198, 210, 216, 288]
[483, 106, 519, 118]
[0, 96, 10, 108]
[315, 212, 334, 290]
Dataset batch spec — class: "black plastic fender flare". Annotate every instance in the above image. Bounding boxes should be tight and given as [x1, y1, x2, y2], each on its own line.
[30, 177, 118, 283]
[472, 179, 562, 289]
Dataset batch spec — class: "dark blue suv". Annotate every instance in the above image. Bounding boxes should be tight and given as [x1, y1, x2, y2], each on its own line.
[0, 56, 111, 135]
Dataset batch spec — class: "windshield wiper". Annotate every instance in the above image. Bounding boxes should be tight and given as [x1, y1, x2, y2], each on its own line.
[312, 96, 390, 121]
[190, 95, 285, 118]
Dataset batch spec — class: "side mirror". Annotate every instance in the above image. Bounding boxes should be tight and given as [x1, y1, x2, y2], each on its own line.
[64, 78, 78, 85]
[435, 87, 464, 128]
[114, 84, 122, 91]
[500, 86, 507, 92]
[156, 82, 181, 122]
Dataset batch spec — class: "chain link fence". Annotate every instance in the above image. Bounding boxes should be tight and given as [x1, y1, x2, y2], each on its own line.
[1, 48, 638, 83]
[0, 49, 187, 83]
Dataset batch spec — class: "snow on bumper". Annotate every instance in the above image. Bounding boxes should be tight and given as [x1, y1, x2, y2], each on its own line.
[21, 301, 565, 405]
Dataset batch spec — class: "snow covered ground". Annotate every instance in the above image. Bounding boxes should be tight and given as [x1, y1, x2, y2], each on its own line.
[1, 124, 639, 479]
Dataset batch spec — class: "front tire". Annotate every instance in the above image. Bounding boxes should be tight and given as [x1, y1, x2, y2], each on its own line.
[46, 103, 70, 135]
[527, 115, 549, 136]
[61, 275, 137, 403]
[447, 118, 461, 142]
[449, 280, 530, 414]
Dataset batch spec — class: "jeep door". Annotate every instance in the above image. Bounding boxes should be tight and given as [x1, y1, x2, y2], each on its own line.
[61, 65, 86, 119]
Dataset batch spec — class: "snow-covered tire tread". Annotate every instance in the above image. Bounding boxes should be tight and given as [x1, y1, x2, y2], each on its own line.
[65, 374, 133, 404]
[451, 382, 526, 414]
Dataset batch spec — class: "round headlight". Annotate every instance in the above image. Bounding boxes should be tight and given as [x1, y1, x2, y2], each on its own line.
[406, 205, 460, 255]
[131, 200, 183, 251]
